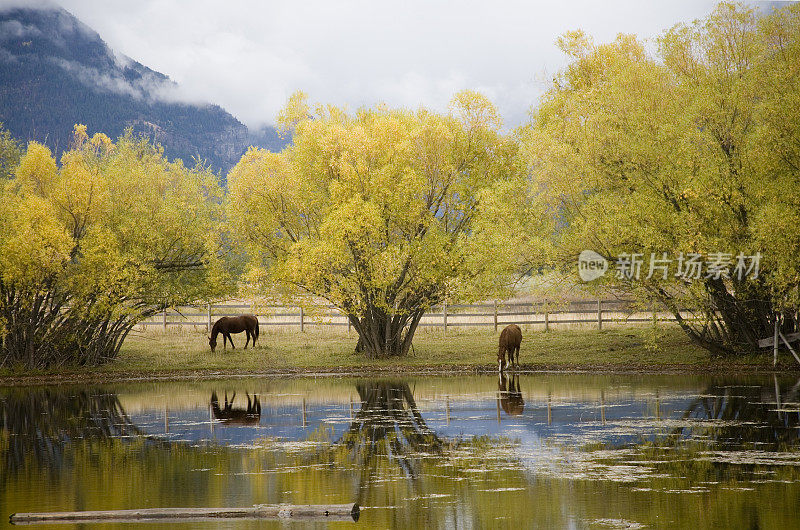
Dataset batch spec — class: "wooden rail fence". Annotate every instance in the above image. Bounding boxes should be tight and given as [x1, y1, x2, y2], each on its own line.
[138, 299, 691, 333]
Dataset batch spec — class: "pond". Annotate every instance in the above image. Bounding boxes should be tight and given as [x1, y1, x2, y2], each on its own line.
[2, 373, 800, 528]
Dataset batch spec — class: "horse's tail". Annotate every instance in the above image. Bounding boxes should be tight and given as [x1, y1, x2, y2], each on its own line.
[254, 318, 260, 341]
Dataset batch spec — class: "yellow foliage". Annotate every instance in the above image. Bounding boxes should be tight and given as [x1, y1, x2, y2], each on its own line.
[0, 194, 72, 286]
[12, 142, 58, 197]
[229, 95, 526, 326]
[521, 1, 800, 352]
[1, 126, 226, 336]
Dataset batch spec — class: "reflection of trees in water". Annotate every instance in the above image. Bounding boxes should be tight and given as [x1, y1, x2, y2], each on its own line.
[335, 380, 442, 489]
[668, 378, 800, 450]
[594, 379, 800, 487]
[0, 388, 141, 474]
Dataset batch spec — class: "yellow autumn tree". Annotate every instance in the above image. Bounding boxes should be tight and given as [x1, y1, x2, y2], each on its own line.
[0, 126, 226, 368]
[522, 2, 800, 355]
[228, 92, 527, 358]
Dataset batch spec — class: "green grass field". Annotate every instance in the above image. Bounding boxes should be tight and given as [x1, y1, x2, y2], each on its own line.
[108, 323, 765, 372]
[1, 323, 783, 384]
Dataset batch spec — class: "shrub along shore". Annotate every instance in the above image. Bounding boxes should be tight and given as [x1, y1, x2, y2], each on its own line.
[1, 324, 794, 387]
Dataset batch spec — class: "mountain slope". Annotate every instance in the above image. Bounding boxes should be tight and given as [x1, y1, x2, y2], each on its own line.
[0, 6, 286, 176]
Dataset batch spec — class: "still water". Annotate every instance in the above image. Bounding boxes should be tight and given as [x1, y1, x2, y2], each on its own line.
[2, 373, 800, 528]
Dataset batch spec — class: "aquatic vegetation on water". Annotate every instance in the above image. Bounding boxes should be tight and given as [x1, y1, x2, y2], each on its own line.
[3, 374, 800, 528]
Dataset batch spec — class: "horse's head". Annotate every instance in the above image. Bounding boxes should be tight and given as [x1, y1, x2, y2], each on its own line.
[208, 335, 217, 353]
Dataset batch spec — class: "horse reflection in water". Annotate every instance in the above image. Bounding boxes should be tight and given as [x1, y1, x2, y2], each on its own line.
[210, 391, 261, 425]
[497, 373, 524, 416]
[335, 381, 442, 486]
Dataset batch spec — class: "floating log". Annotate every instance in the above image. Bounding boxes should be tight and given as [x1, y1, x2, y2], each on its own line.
[9, 503, 359, 525]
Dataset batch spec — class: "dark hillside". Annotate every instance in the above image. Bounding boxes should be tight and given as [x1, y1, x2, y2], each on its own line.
[0, 6, 286, 176]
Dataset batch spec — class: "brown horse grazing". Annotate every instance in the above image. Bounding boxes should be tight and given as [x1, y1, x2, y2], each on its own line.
[498, 324, 522, 372]
[210, 391, 261, 425]
[209, 315, 259, 353]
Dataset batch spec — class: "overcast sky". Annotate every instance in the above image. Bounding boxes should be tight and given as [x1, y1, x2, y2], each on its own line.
[39, 1, 725, 128]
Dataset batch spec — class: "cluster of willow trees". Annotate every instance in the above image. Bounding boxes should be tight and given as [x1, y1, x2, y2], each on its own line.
[2, 2, 799, 366]
[226, 91, 528, 358]
[226, 3, 800, 358]
[0, 126, 227, 368]
[521, 2, 800, 355]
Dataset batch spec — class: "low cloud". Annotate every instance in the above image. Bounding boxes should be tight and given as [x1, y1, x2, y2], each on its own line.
[0, 0, 57, 10]
[50, 56, 178, 104]
[53, 0, 719, 129]
[0, 19, 42, 42]
[52, 57, 146, 99]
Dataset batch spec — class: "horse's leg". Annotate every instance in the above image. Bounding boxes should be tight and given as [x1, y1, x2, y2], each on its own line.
[228, 333, 235, 349]
[244, 330, 250, 349]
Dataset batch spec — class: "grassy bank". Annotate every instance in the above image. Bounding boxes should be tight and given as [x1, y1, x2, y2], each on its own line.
[1, 323, 786, 385]
[115, 324, 714, 371]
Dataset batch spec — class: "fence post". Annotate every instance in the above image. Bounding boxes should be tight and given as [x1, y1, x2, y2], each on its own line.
[597, 299, 602, 330]
[300, 306, 305, 332]
[207, 303, 212, 333]
[493, 300, 498, 333]
[530, 302, 534, 328]
[774, 317, 780, 366]
[163, 308, 167, 330]
[443, 300, 448, 334]
[544, 301, 550, 332]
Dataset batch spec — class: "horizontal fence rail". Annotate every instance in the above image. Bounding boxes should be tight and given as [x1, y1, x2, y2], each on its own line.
[137, 300, 696, 333]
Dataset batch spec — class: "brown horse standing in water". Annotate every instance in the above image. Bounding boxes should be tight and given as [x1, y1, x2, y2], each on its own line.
[209, 315, 259, 353]
[498, 324, 522, 372]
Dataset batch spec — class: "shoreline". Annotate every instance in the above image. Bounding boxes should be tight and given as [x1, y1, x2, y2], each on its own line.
[1, 361, 795, 387]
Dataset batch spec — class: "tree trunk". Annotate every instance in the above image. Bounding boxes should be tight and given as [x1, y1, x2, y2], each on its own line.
[651, 279, 787, 357]
[0, 279, 140, 369]
[349, 308, 424, 358]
